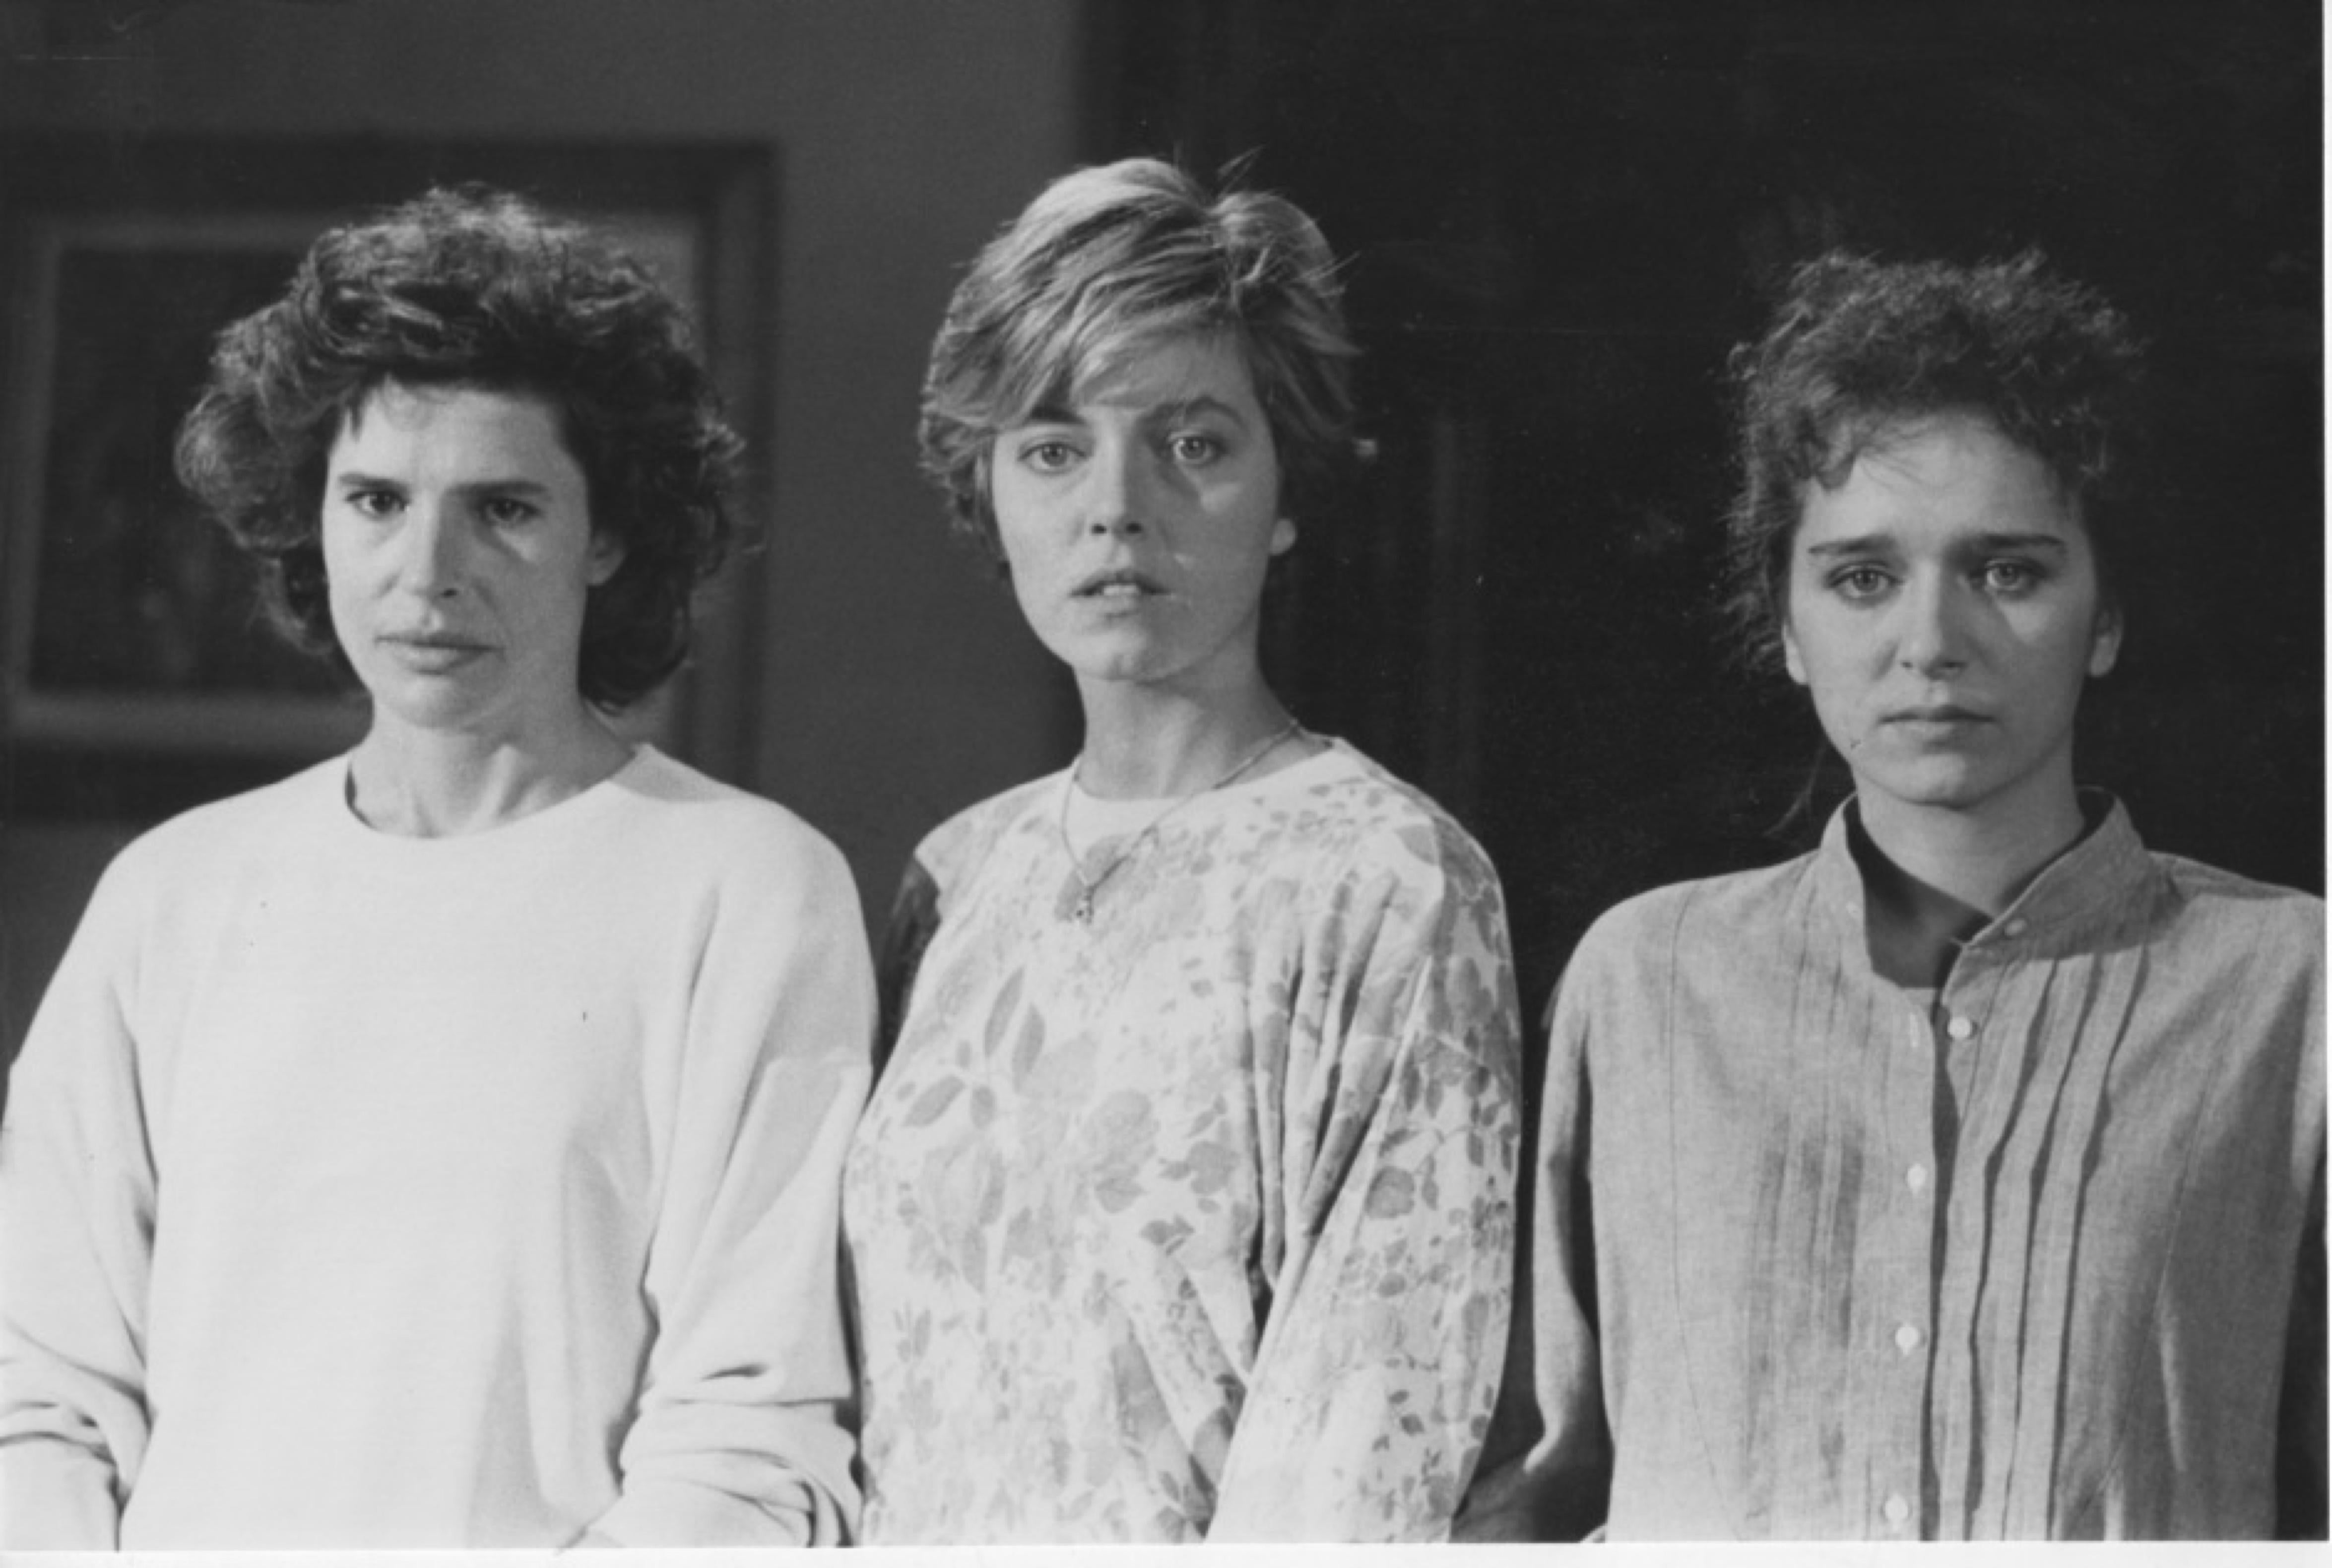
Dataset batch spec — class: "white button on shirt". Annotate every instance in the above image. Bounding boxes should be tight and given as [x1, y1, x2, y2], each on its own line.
[1883, 1494, 1912, 1527]
[1895, 1323, 1924, 1355]
[1945, 1014, 1976, 1042]
[2005, 917, 2029, 937]
[1907, 1163, 1930, 1193]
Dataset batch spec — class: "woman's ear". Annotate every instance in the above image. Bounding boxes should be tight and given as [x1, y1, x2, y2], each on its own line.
[587, 532, 626, 587]
[1782, 620, 1809, 686]
[2087, 599, 2124, 677]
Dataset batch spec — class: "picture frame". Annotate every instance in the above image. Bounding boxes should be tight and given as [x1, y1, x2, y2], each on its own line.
[0, 137, 772, 813]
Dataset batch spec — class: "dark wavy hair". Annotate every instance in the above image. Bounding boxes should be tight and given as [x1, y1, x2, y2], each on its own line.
[1723, 250, 2145, 676]
[174, 184, 740, 710]
[918, 157, 1360, 567]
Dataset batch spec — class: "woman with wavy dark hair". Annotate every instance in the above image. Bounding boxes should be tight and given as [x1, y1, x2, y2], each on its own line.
[1464, 252, 2323, 1542]
[841, 159, 1522, 1543]
[0, 187, 872, 1548]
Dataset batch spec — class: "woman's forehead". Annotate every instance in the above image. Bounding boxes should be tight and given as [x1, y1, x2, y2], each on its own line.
[1007, 327, 1249, 418]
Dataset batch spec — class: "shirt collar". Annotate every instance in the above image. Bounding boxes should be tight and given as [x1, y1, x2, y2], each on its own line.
[1812, 788, 2156, 949]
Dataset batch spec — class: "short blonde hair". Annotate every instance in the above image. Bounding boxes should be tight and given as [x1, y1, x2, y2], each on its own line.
[918, 158, 1359, 563]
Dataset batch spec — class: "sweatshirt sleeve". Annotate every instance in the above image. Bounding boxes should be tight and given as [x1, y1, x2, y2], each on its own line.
[0, 863, 155, 1548]
[588, 836, 876, 1547]
[1208, 832, 1523, 1541]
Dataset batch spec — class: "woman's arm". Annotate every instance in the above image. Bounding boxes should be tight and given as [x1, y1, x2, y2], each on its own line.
[1456, 967, 1614, 1540]
[584, 838, 876, 1546]
[0, 871, 156, 1548]
[874, 857, 941, 1080]
[2277, 1151, 2328, 1539]
[1208, 841, 1523, 1541]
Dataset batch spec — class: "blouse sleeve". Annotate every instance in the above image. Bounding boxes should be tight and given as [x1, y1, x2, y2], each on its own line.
[587, 838, 876, 1547]
[1207, 834, 1522, 1541]
[874, 857, 941, 1080]
[0, 866, 155, 1548]
[1452, 962, 1616, 1542]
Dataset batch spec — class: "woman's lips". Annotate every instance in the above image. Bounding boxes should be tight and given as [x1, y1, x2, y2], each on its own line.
[380, 633, 492, 671]
[1882, 704, 1992, 741]
[1072, 567, 1165, 599]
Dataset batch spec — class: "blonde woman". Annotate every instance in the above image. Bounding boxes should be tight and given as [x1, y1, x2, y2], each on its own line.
[842, 160, 1522, 1543]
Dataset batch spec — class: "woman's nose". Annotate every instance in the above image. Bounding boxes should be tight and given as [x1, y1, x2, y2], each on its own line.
[396, 502, 466, 596]
[1081, 445, 1149, 537]
[1893, 572, 1969, 673]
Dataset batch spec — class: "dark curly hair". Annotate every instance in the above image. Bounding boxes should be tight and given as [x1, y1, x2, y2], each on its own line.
[919, 157, 1359, 567]
[1723, 250, 2145, 676]
[174, 184, 740, 710]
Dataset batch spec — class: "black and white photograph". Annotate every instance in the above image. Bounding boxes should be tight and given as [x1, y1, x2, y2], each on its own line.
[0, 0, 2319, 1552]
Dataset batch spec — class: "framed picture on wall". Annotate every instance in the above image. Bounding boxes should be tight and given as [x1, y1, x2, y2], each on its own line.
[0, 137, 771, 819]
[2, 210, 367, 759]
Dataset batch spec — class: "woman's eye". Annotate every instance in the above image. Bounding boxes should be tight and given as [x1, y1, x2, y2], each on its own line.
[1167, 432, 1223, 466]
[1019, 440, 1079, 474]
[346, 489, 402, 520]
[480, 497, 538, 527]
[1830, 566, 1892, 601]
[1981, 559, 2040, 593]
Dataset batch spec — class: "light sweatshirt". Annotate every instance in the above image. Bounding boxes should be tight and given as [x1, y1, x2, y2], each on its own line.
[0, 746, 874, 1548]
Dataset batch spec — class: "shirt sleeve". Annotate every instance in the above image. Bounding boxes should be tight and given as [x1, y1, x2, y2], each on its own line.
[2278, 1149, 2328, 1540]
[1207, 840, 1522, 1542]
[0, 867, 154, 1548]
[1497, 952, 1619, 1539]
[587, 839, 876, 1547]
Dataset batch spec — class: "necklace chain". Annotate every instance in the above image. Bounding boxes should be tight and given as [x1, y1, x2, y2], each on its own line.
[1058, 719, 1304, 924]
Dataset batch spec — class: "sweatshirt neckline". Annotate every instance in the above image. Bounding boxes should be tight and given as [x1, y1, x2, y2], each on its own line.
[319, 745, 659, 867]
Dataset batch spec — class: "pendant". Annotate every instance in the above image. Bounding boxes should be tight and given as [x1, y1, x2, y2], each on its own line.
[1072, 891, 1095, 924]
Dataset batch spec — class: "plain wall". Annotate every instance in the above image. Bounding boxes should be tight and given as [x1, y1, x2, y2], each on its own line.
[0, 0, 1087, 1053]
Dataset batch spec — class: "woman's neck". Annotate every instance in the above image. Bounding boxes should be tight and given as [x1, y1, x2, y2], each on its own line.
[346, 706, 632, 838]
[1851, 784, 2090, 986]
[1071, 678, 1301, 800]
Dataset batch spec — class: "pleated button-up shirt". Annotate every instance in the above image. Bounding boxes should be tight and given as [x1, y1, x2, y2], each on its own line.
[1499, 797, 2324, 1539]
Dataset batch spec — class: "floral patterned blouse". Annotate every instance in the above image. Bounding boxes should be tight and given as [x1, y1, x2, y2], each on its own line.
[842, 741, 1522, 1543]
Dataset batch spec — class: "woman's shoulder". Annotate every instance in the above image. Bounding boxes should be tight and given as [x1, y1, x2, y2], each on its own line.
[102, 758, 345, 883]
[1258, 739, 1497, 888]
[1569, 853, 1819, 975]
[51, 761, 346, 949]
[607, 746, 857, 887]
[907, 771, 1062, 885]
[2145, 849, 2326, 966]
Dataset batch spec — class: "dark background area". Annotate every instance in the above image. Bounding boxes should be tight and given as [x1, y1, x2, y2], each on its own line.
[1090, 0, 2323, 1011]
[0, 0, 2319, 1065]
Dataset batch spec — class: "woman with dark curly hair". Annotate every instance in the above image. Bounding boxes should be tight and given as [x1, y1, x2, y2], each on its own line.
[1463, 252, 2324, 1541]
[0, 187, 872, 1548]
[840, 159, 1521, 1543]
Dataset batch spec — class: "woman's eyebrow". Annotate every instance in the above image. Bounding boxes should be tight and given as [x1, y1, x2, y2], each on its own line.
[1804, 530, 2071, 558]
[1803, 532, 1899, 558]
[1142, 394, 1250, 427]
[455, 478, 556, 500]
[1962, 531, 2071, 554]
